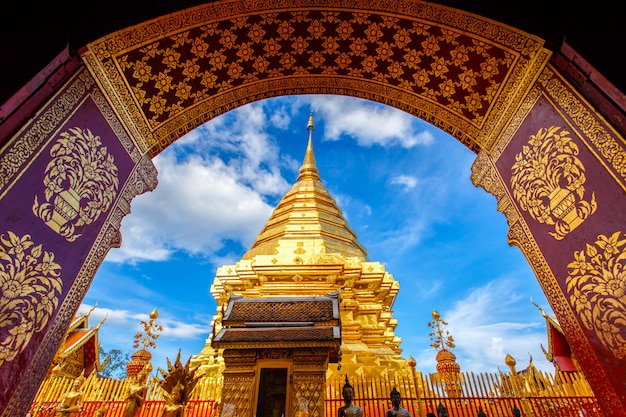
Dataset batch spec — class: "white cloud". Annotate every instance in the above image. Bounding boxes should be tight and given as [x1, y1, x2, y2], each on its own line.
[407, 283, 552, 374]
[78, 304, 211, 372]
[106, 152, 275, 263]
[390, 174, 418, 189]
[372, 221, 429, 255]
[159, 320, 209, 340]
[268, 105, 291, 129]
[294, 95, 435, 148]
[441, 279, 552, 373]
[105, 100, 315, 264]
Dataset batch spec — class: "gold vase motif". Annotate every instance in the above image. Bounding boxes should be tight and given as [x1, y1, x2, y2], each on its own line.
[0, 231, 62, 366]
[33, 127, 120, 242]
[510, 126, 597, 240]
[50, 189, 82, 229]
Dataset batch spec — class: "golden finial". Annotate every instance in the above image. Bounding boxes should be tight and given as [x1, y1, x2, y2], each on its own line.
[428, 309, 456, 350]
[307, 111, 315, 134]
[297, 112, 320, 181]
[530, 296, 550, 318]
[83, 302, 98, 319]
[134, 308, 163, 351]
[95, 313, 108, 330]
[408, 355, 416, 368]
[505, 353, 517, 367]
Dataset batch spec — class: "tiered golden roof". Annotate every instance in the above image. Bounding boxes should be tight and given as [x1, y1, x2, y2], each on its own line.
[193, 113, 412, 378]
[49, 305, 106, 379]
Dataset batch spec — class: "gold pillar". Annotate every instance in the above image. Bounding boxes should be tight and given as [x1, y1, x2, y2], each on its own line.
[291, 348, 330, 417]
[220, 350, 257, 417]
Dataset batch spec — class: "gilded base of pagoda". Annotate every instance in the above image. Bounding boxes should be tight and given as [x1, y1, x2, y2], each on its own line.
[326, 348, 415, 379]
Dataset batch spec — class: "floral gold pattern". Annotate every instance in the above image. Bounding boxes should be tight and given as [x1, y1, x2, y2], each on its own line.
[32, 127, 120, 242]
[566, 231, 626, 359]
[83, 0, 549, 156]
[510, 126, 597, 240]
[471, 70, 626, 412]
[0, 232, 62, 366]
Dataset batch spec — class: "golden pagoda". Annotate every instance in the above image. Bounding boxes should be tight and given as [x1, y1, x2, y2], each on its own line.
[191, 113, 416, 415]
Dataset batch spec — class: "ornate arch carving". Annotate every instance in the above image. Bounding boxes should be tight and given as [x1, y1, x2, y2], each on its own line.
[81, 0, 549, 156]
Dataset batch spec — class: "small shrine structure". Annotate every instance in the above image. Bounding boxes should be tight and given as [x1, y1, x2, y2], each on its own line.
[48, 305, 106, 379]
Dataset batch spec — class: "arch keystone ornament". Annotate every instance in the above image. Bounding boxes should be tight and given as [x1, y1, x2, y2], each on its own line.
[81, 0, 550, 155]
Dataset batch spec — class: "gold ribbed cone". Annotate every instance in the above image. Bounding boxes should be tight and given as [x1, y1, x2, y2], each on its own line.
[243, 113, 366, 260]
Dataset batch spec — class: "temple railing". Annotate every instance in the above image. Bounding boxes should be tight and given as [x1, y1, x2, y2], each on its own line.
[324, 371, 601, 417]
[29, 369, 601, 417]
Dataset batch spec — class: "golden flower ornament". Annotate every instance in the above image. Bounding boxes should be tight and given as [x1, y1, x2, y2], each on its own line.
[566, 231, 626, 358]
[510, 126, 597, 240]
[0, 231, 62, 366]
[33, 127, 119, 242]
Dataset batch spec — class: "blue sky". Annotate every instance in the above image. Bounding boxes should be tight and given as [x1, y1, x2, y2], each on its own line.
[80, 94, 555, 376]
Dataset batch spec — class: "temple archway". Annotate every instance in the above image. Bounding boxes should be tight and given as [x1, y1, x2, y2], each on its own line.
[0, 1, 624, 416]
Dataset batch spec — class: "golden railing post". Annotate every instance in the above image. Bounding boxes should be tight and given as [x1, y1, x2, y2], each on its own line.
[505, 354, 533, 417]
[408, 356, 423, 417]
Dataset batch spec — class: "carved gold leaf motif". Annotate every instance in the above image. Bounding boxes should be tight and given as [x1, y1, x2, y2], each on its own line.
[566, 231, 626, 359]
[510, 126, 597, 240]
[0, 232, 62, 366]
[32, 127, 120, 242]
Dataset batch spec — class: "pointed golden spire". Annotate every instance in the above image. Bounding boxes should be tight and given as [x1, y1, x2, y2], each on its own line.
[297, 112, 320, 181]
[242, 111, 367, 260]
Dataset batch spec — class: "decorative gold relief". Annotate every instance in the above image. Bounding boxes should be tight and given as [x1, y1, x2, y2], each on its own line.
[83, 1, 550, 155]
[510, 126, 597, 240]
[566, 231, 626, 359]
[294, 242, 306, 254]
[0, 231, 62, 366]
[32, 127, 120, 242]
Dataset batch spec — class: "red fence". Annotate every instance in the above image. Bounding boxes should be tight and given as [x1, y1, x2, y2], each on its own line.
[30, 370, 602, 417]
[29, 400, 218, 417]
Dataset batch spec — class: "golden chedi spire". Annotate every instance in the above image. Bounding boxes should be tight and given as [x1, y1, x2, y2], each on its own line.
[297, 112, 320, 181]
[242, 111, 367, 260]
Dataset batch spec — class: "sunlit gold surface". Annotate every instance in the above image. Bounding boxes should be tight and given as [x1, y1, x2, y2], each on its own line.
[428, 310, 462, 396]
